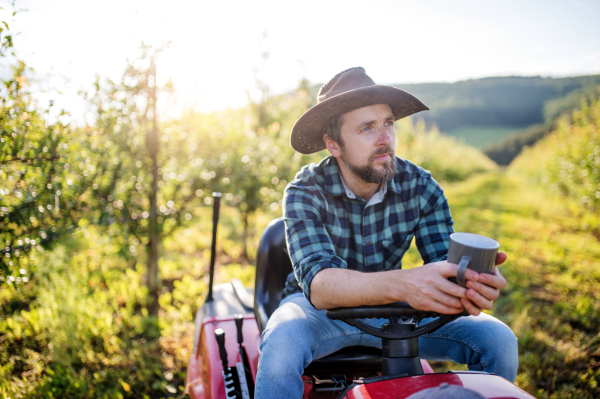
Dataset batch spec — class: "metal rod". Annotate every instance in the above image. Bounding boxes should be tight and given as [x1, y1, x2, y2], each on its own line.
[206, 192, 222, 302]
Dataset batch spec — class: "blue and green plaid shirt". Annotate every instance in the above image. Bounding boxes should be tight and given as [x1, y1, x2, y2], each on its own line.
[282, 155, 454, 303]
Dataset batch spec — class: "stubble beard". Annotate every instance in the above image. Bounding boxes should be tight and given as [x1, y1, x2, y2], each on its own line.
[340, 146, 397, 184]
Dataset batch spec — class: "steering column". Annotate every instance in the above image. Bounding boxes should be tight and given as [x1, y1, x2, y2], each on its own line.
[326, 302, 466, 377]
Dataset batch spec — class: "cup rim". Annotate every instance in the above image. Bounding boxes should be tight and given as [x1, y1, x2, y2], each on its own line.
[450, 232, 499, 250]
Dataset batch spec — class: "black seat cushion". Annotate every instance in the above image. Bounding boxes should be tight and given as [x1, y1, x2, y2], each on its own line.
[304, 346, 382, 377]
[254, 218, 382, 377]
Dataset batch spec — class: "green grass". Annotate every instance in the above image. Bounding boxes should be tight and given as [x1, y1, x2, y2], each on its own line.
[2, 172, 599, 398]
[446, 125, 529, 149]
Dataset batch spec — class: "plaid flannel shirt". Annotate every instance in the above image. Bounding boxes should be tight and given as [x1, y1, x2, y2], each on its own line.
[282, 155, 454, 303]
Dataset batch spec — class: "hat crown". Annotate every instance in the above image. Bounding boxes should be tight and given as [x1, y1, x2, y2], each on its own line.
[317, 67, 376, 104]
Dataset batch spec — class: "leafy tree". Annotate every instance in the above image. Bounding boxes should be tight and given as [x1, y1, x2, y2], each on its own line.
[81, 44, 215, 313]
[179, 77, 318, 259]
[0, 13, 88, 286]
[0, 3, 15, 58]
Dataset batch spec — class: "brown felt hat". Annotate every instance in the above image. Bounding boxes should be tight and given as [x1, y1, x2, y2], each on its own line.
[290, 67, 430, 154]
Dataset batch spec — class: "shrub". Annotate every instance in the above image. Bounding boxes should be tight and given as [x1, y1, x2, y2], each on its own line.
[510, 90, 600, 212]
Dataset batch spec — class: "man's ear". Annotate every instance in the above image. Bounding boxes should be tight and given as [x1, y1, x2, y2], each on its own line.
[323, 134, 342, 157]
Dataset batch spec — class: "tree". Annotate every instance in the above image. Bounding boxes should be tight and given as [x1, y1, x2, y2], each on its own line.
[0, 13, 89, 286]
[82, 44, 212, 314]
[179, 76, 319, 259]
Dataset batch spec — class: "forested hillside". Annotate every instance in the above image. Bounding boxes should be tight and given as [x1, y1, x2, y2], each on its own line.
[393, 75, 600, 131]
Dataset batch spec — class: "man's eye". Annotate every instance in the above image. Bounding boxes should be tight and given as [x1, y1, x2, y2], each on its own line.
[362, 126, 372, 132]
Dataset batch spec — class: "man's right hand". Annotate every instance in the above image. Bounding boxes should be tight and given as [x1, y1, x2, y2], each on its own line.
[396, 261, 473, 314]
[310, 261, 476, 312]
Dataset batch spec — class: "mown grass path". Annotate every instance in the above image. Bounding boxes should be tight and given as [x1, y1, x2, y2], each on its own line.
[442, 172, 600, 398]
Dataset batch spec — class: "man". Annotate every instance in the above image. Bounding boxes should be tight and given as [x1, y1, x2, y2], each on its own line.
[254, 67, 518, 398]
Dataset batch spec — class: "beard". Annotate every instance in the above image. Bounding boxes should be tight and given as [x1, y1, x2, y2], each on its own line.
[340, 145, 397, 184]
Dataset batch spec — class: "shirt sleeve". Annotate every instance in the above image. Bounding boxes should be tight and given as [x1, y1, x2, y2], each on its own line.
[282, 182, 347, 304]
[414, 173, 455, 264]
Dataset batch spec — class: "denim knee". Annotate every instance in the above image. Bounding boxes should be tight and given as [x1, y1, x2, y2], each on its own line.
[480, 319, 519, 381]
[256, 323, 307, 399]
[260, 317, 316, 372]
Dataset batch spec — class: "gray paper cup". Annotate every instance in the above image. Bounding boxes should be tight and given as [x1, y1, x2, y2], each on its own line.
[448, 233, 499, 287]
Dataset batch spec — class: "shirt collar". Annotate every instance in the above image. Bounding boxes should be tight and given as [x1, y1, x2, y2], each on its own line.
[339, 173, 387, 206]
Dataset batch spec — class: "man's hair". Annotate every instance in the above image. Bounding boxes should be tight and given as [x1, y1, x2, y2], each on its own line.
[325, 114, 345, 148]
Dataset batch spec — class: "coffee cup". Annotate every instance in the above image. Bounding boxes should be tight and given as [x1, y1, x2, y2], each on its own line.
[448, 232, 499, 287]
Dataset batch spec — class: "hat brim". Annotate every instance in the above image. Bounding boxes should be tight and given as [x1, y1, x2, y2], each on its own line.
[290, 85, 429, 154]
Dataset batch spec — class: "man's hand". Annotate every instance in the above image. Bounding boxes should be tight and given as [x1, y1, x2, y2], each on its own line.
[400, 261, 470, 314]
[460, 252, 508, 316]
[309, 253, 507, 313]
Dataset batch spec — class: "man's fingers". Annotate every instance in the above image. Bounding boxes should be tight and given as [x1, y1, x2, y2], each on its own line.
[425, 257, 505, 316]
[431, 290, 464, 309]
[465, 287, 493, 310]
[419, 299, 464, 315]
[438, 262, 479, 281]
[476, 268, 506, 290]
[437, 278, 468, 299]
[466, 280, 499, 301]
[495, 252, 508, 266]
[461, 298, 481, 316]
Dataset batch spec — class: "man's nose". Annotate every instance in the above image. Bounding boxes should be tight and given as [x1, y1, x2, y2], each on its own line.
[377, 126, 392, 145]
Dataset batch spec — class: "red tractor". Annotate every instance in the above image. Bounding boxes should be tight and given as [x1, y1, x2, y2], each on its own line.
[184, 196, 535, 399]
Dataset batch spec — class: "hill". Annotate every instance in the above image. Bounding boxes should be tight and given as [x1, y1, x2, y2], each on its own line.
[392, 75, 600, 132]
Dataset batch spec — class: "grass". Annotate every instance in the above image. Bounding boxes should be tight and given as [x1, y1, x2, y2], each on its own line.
[446, 124, 529, 148]
[0, 204, 274, 399]
[1, 172, 599, 398]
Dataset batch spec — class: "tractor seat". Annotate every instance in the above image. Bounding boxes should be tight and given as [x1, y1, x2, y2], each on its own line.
[254, 218, 382, 378]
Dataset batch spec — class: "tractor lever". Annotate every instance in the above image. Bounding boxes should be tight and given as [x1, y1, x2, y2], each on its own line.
[215, 328, 229, 371]
[234, 314, 255, 398]
[234, 314, 244, 345]
[214, 328, 247, 399]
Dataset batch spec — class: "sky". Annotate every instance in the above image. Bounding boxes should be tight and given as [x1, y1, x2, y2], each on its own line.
[1, 0, 599, 121]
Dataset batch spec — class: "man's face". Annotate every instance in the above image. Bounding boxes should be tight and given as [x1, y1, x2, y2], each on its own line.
[336, 103, 397, 184]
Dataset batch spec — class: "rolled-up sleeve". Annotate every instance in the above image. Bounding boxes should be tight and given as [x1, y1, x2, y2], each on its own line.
[414, 173, 454, 264]
[283, 183, 347, 303]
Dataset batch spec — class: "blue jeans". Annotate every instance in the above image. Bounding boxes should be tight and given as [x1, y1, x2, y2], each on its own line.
[254, 293, 518, 399]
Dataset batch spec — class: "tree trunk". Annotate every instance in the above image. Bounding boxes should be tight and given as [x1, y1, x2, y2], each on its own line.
[146, 59, 160, 316]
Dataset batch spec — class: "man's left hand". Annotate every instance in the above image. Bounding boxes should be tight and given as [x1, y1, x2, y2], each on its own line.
[460, 252, 507, 316]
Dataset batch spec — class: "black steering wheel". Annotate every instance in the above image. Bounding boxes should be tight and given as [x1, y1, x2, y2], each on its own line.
[326, 302, 467, 340]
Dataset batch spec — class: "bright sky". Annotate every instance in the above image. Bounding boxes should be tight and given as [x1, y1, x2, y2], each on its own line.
[2, 0, 600, 121]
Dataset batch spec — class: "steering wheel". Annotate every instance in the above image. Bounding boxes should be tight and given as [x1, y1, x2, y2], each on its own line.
[325, 302, 467, 340]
